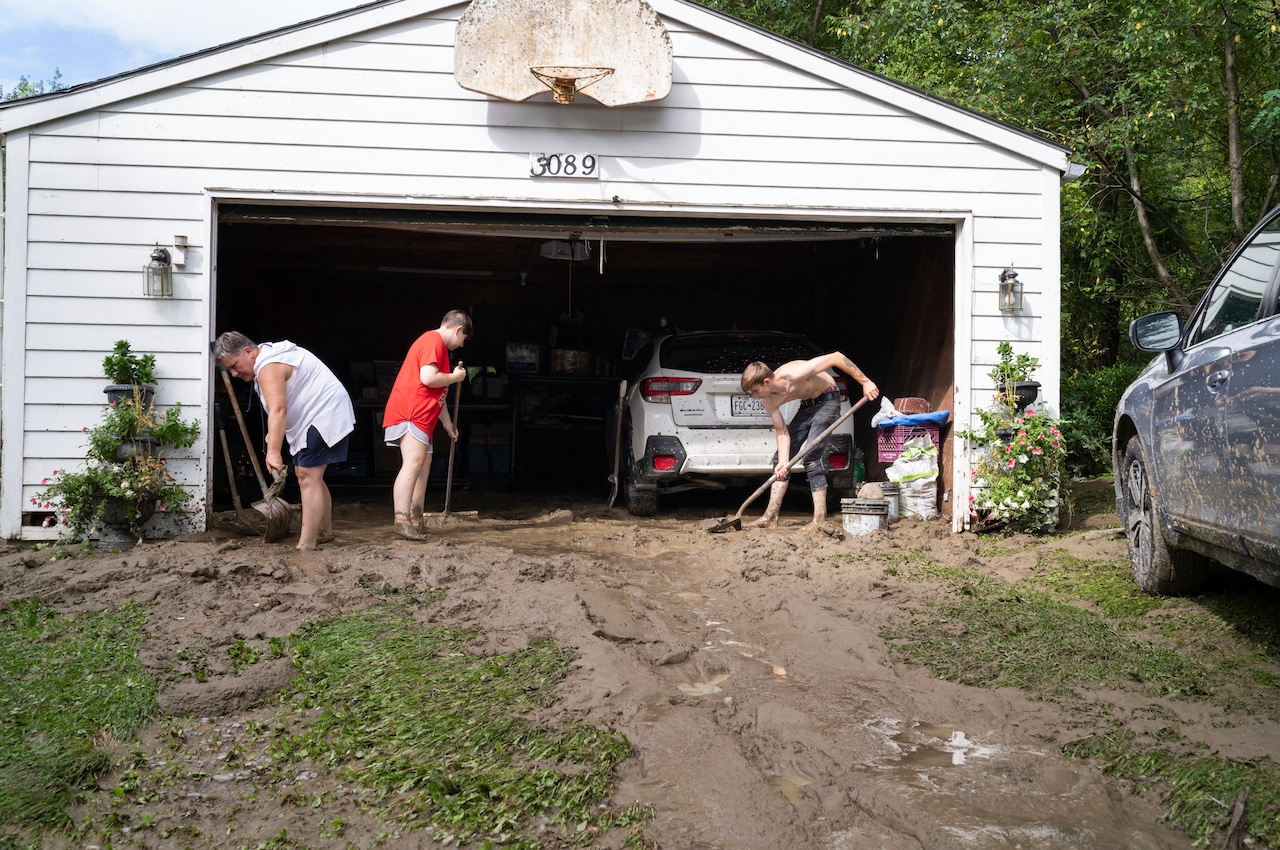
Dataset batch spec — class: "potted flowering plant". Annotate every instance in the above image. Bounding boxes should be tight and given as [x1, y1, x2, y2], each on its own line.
[961, 344, 1064, 533]
[964, 406, 1066, 532]
[34, 348, 199, 548]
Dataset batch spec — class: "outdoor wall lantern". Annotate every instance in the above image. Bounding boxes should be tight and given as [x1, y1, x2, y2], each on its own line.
[998, 267, 1023, 313]
[144, 246, 173, 297]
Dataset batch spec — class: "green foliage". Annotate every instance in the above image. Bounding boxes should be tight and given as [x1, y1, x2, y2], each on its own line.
[101, 340, 157, 386]
[1, 70, 65, 101]
[0, 600, 156, 832]
[275, 606, 638, 848]
[1061, 359, 1146, 477]
[34, 358, 200, 539]
[697, 0, 1280, 369]
[988, 340, 1039, 387]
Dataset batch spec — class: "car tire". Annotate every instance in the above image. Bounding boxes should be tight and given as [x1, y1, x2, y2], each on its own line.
[1119, 437, 1211, 595]
[626, 479, 658, 517]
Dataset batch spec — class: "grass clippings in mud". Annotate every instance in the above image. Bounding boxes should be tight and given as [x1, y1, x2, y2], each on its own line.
[2, 593, 650, 850]
[877, 546, 1280, 847]
[272, 604, 641, 848]
[0, 599, 156, 834]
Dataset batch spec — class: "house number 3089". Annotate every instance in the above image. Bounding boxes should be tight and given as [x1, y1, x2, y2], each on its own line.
[529, 152, 599, 179]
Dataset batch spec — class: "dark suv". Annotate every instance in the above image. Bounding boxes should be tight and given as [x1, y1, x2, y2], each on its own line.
[1113, 203, 1280, 594]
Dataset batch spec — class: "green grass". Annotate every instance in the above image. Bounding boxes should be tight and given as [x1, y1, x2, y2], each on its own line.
[270, 604, 640, 848]
[0, 599, 156, 831]
[880, 549, 1280, 846]
[2, 593, 648, 849]
[1065, 730, 1280, 847]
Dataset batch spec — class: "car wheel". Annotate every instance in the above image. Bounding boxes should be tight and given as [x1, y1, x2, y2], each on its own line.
[626, 479, 658, 517]
[1119, 437, 1211, 595]
[621, 429, 658, 517]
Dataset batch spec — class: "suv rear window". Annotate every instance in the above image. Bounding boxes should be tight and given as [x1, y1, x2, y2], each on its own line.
[660, 334, 820, 373]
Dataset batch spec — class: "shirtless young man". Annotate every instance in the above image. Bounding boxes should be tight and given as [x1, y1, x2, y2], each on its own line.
[740, 352, 879, 531]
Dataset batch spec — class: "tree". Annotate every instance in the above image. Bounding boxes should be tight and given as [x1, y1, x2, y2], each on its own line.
[2, 70, 66, 101]
[697, 0, 1280, 370]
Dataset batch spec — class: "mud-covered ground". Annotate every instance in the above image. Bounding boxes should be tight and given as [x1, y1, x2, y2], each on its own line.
[2, 478, 1273, 849]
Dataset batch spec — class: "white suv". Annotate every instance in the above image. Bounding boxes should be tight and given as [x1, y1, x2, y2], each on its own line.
[615, 331, 858, 516]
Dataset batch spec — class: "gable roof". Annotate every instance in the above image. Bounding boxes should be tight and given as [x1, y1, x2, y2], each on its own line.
[0, 0, 1070, 169]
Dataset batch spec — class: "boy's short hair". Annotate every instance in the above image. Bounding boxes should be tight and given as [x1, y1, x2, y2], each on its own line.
[740, 361, 773, 393]
[441, 309, 473, 334]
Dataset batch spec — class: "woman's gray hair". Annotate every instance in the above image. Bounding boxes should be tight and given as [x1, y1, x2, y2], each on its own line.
[213, 331, 257, 361]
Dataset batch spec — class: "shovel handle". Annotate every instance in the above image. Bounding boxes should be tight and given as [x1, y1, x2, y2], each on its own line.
[729, 394, 870, 520]
[444, 361, 462, 515]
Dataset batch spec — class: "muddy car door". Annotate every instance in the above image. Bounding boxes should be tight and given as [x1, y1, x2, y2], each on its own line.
[1157, 225, 1274, 547]
[1221, 213, 1280, 562]
[1163, 212, 1279, 550]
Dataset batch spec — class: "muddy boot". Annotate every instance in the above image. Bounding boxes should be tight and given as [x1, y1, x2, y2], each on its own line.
[802, 488, 828, 533]
[410, 507, 425, 533]
[394, 512, 427, 541]
[750, 480, 789, 528]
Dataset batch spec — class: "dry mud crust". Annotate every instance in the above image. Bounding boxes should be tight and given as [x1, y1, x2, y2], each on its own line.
[0, 489, 1234, 849]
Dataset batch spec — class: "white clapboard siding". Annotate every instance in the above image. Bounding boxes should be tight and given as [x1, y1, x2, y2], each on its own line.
[0, 0, 1070, 536]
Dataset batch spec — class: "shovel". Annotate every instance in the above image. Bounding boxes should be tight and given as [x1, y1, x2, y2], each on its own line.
[215, 405, 262, 536]
[703, 394, 869, 533]
[425, 365, 479, 525]
[607, 379, 627, 510]
[213, 347, 295, 542]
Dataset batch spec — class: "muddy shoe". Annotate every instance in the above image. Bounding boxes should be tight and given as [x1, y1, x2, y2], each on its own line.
[394, 522, 427, 541]
[317, 531, 336, 545]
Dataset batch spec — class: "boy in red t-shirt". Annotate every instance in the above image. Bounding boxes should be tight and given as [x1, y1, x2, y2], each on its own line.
[383, 310, 472, 539]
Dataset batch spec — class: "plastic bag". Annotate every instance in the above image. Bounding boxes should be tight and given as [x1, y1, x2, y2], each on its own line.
[885, 434, 938, 519]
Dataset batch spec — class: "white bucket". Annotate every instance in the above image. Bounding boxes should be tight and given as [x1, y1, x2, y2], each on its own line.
[841, 498, 888, 536]
[879, 482, 901, 522]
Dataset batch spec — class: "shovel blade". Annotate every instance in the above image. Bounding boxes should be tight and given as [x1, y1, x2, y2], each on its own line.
[253, 467, 293, 542]
[702, 516, 743, 534]
[252, 496, 293, 542]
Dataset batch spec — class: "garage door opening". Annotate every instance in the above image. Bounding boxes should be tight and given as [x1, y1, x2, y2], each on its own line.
[212, 204, 954, 513]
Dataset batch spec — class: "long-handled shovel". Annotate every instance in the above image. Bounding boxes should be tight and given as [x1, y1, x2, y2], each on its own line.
[607, 379, 627, 510]
[213, 350, 294, 542]
[426, 366, 478, 525]
[703, 394, 869, 533]
[215, 405, 261, 536]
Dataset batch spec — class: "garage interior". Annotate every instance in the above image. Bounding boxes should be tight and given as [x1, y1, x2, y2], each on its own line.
[211, 204, 955, 513]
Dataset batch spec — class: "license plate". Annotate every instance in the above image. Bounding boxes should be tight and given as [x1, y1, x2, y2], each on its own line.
[731, 395, 765, 417]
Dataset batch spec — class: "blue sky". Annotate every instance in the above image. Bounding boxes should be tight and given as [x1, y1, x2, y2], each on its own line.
[1, 0, 357, 97]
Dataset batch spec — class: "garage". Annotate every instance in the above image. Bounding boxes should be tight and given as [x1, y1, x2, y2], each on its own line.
[0, 0, 1071, 540]
[214, 203, 953, 494]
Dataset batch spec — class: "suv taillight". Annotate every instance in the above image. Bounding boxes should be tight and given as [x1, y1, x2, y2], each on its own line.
[833, 377, 850, 399]
[640, 377, 701, 403]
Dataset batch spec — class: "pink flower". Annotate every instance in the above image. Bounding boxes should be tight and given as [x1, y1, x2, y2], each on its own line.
[1025, 409, 1036, 417]
[41, 478, 48, 485]
[29, 497, 35, 504]
[1006, 458, 1016, 468]
[82, 426, 88, 433]
[1032, 447, 1043, 455]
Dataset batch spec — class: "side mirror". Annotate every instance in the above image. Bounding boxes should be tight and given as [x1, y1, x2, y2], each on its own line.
[1129, 311, 1183, 352]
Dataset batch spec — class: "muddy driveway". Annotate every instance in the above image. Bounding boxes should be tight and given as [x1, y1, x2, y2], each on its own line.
[3, 481, 1262, 849]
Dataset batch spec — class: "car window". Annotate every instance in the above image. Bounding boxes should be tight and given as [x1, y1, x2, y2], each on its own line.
[1186, 210, 1280, 346]
[660, 335, 819, 373]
